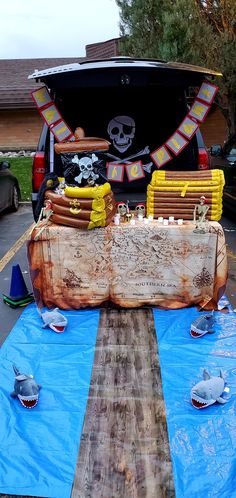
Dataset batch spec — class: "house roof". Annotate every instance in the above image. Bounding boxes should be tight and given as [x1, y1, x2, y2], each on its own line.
[0, 57, 86, 109]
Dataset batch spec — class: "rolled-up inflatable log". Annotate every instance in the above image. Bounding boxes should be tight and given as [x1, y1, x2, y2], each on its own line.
[45, 191, 115, 213]
[65, 183, 111, 199]
[51, 208, 115, 229]
[151, 169, 225, 185]
[54, 138, 110, 154]
[50, 202, 113, 222]
[147, 169, 224, 221]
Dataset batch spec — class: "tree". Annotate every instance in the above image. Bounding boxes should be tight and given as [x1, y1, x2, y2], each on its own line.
[116, 0, 236, 138]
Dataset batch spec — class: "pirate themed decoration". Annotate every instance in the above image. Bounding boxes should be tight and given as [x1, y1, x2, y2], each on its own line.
[54, 129, 110, 187]
[11, 365, 41, 409]
[31, 86, 74, 142]
[40, 307, 68, 333]
[33, 198, 54, 241]
[42, 184, 116, 230]
[106, 115, 153, 182]
[190, 313, 215, 338]
[116, 202, 128, 221]
[147, 169, 224, 221]
[191, 369, 228, 409]
[34, 172, 59, 221]
[135, 203, 146, 219]
[193, 196, 209, 233]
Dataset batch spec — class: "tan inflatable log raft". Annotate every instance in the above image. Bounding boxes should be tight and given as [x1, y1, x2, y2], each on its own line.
[45, 183, 116, 229]
[54, 128, 110, 154]
[51, 210, 116, 229]
[45, 191, 115, 213]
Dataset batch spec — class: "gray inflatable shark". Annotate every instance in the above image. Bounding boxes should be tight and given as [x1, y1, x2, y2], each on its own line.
[190, 313, 215, 338]
[11, 365, 41, 409]
[191, 369, 227, 409]
[41, 308, 67, 333]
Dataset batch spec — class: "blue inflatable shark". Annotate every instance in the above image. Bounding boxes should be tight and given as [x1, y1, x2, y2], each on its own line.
[190, 313, 215, 338]
[191, 369, 228, 409]
[41, 308, 67, 333]
[11, 365, 41, 409]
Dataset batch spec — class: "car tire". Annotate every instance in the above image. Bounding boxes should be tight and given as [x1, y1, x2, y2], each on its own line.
[10, 185, 20, 212]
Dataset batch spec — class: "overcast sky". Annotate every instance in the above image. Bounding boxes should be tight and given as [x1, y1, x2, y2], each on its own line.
[0, 0, 120, 59]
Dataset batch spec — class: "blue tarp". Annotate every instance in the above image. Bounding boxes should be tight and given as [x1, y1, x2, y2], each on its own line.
[153, 300, 236, 498]
[0, 304, 100, 498]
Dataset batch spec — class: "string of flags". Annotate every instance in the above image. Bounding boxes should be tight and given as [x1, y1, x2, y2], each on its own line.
[31, 86, 75, 142]
[31, 80, 218, 181]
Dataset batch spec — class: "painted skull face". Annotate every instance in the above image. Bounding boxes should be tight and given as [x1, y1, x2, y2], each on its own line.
[107, 116, 135, 153]
[78, 157, 94, 179]
[135, 204, 146, 217]
[117, 203, 128, 216]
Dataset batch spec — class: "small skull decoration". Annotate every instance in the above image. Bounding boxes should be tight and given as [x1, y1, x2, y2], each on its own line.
[73, 153, 99, 186]
[117, 202, 128, 219]
[135, 203, 146, 218]
[107, 116, 135, 153]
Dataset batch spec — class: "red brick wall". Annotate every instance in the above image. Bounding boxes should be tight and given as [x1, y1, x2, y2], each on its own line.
[0, 109, 42, 151]
[86, 38, 120, 59]
[201, 107, 228, 148]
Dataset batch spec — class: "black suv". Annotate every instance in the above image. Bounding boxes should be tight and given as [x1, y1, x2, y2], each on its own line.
[29, 58, 218, 219]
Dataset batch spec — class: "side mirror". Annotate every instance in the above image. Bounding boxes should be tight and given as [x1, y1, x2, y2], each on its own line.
[210, 144, 222, 157]
[0, 160, 10, 170]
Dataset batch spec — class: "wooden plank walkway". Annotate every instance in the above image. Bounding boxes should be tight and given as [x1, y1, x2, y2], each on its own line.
[72, 309, 175, 498]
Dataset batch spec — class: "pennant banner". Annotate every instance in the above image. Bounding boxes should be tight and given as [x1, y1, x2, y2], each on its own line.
[31, 80, 218, 173]
[151, 80, 218, 170]
[50, 120, 74, 142]
[40, 104, 62, 126]
[107, 163, 125, 182]
[31, 86, 52, 108]
[188, 99, 210, 123]
[125, 162, 145, 182]
[196, 81, 218, 104]
[178, 116, 199, 139]
[31, 86, 75, 142]
[166, 132, 188, 156]
[151, 146, 172, 169]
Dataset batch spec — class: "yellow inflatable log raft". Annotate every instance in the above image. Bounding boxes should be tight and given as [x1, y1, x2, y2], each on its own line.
[147, 169, 224, 221]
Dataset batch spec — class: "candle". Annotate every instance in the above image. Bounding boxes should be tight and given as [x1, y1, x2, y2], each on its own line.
[114, 216, 120, 225]
[148, 215, 154, 221]
[144, 218, 149, 224]
[130, 219, 136, 225]
[163, 219, 169, 226]
[177, 218, 183, 225]
[169, 216, 175, 223]
[158, 216, 163, 223]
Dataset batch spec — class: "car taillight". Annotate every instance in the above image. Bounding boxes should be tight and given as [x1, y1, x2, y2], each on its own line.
[198, 148, 209, 170]
[32, 152, 46, 191]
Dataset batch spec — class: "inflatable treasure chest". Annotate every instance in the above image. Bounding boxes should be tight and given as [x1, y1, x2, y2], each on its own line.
[147, 169, 225, 221]
[45, 182, 116, 229]
[54, 128, 110, 187]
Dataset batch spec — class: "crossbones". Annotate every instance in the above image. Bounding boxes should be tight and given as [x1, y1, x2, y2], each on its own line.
[72, 154, 99, 185]
[106, 146, 153, 172]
